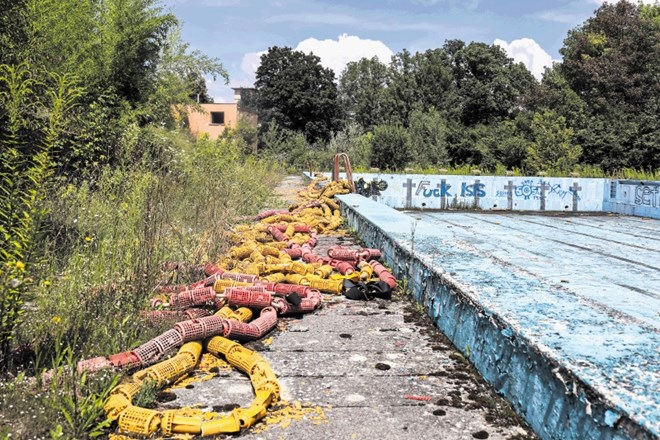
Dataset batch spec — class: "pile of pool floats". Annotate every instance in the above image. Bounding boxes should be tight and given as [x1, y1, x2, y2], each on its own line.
[74, 175, 397, 438]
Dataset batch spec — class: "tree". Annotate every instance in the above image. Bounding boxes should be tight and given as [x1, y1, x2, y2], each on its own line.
[561, 1, 659, 114]
[528, 66, 587, 130]
[446, 123, 496, 168]
[381, 48, 457, 127]
[409, 49, 456, 116]
[408, 107, 448, 167]
[105, 0, 178, 105]
[370, 124, 410, 171]
[338, 57, 388, 131]
[383, 49, 417, 126]
[495, 116, 533, 170]
[27, 0, 178, 105]
[259, 122, 310, 167]
[9, 0, 223, 177]
[444, 40, 536, 126]
[255, 46, 342, 144]
[141, 25, 227, 124]
[187, 71, 214, 103]
[527, 111, 582, 173]
[559, 0, 660, 170]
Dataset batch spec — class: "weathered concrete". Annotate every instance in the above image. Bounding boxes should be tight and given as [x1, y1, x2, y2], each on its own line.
[166, 233, 536, 439]
[338, 193, 659, 440]
[168, 297, 535, 439]
[319, 172, 660, 219]
[604, 180, 660, 219]
[337, 173, 606, 212]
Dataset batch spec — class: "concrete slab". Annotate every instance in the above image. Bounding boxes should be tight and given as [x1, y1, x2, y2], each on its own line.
[414, 212, 660, 326]
[167, 297, 535, 440]
[155, 176, 535, 440]
[245, 405, 529, 440]
[338, 194, 659, 440]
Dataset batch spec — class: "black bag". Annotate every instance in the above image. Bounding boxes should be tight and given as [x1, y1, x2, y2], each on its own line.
[342, 279, 392, 301]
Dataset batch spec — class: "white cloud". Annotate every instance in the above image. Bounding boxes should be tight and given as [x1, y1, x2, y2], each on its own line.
[240, 51, 265, 82]
[205, 79, 234, 103]
[295, 34, 393, 76]
[225, 34, 392, 101]
[494, 38, 557, 80]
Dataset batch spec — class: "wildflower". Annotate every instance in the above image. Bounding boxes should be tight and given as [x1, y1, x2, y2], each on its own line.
[15, 261, 25, 271]
[84, 236, 92, 243]
[51, 316, 61, 325]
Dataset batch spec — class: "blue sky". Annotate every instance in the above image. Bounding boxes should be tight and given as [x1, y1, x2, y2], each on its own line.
[163, 0, 644, 101]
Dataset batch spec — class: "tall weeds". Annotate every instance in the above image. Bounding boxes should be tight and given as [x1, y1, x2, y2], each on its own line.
[0, 102, 282, 437]
[0, 64, 82, 367]
[19, 128, 283, 366]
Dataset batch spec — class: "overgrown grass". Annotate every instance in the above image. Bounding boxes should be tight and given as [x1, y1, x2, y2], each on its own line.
[0, 352, 120, 440]
[352, 163, 659, 179]
[0, 126, 284, 438]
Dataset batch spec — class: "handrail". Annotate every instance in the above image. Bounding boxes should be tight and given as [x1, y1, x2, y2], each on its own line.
[332, 153, 355, 193]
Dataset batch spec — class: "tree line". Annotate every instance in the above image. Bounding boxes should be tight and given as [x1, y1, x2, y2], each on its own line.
[252, 0, 659, 174]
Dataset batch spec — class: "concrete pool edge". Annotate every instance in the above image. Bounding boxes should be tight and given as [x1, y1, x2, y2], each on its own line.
[337, 193, 656, 440]
[307, 171, 660, 219]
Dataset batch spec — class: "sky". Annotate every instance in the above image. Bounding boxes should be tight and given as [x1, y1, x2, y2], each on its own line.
[163, 0, 655, 102]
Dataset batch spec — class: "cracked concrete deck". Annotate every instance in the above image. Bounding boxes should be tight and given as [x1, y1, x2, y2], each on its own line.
[338, 193, 659, 440]
[169, 286, 534, 439]
[164, 175, 536, 439]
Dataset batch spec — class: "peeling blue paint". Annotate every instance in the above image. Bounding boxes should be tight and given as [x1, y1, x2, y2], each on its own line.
[337, 193, 659, 440]
[605, 410, 621, 428]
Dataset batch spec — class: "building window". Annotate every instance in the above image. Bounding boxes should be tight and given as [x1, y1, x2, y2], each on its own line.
[210, 111, 225, 125]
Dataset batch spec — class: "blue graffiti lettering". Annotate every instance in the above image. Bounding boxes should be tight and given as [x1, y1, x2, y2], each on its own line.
[418, 181, 453, 198]
[461, 183, 486, 198]
[439, 181, 452, 197]
[514, 180, 539, 200]
[542, 181, 582, 200]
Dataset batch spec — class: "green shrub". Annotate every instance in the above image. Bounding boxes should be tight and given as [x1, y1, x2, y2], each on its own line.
[370, 124, 410, 171]
[328, 124, 372, 170]
[526, 111, 582, 174]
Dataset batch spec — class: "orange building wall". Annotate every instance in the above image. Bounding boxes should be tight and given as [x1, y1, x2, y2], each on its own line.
[187, 103, 239, 139]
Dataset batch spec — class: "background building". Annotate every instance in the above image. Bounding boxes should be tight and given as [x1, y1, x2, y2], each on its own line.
[186, 87, 257, 139]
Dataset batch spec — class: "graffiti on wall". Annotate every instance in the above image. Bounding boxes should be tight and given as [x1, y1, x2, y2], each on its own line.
[415, 180, 452, 198]
[393, 177, 586, 211]
[496, 180, 581, 201]
[355, 177, 388, 199]
[413, 180, 486, 198]
[634, 185, 659, 207]
[513, 179, 539, 200]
